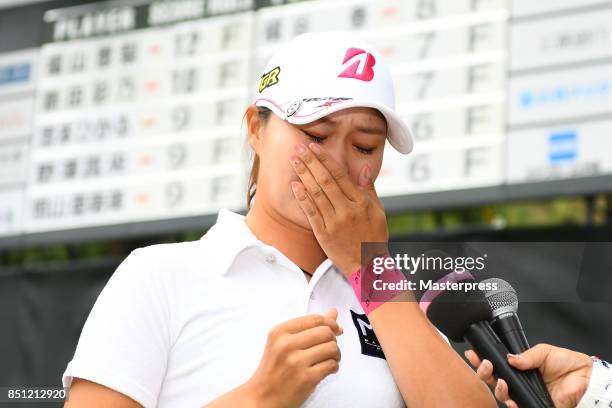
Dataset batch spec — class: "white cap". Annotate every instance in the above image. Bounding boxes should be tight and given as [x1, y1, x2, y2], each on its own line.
[253, 31, 414, 154]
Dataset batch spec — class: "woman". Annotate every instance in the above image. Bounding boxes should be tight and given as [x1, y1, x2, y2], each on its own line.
[62, 31, 495, 407]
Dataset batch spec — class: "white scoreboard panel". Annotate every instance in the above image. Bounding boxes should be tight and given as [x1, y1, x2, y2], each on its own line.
[0, 0, 611, 242]
[28, 5, 254, 233]
[507, 1, 612, 183]
[0, 48, 38, 237]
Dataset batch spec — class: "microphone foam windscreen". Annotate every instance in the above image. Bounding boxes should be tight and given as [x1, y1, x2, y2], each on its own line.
[425, 284, 492, 342]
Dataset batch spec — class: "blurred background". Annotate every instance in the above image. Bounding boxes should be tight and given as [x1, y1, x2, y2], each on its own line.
[0, 0, 611, 403]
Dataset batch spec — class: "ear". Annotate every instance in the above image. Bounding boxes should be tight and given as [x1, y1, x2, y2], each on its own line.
[246, 104, 264, 156]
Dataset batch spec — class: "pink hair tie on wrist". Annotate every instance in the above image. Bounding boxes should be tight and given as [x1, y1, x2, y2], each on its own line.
[348, 253, 406, 315]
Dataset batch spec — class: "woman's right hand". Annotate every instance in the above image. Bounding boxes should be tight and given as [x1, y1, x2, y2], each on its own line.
[245, 308, 343, 408]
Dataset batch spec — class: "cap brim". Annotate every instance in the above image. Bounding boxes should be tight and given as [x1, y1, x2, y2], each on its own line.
[254, 98, 414, 154]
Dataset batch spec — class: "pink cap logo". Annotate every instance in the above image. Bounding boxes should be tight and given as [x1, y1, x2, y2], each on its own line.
[338, 48, 376, 81]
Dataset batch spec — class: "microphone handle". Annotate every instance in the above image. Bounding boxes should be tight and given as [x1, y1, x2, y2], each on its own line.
[464, 321, 549, 408]
[492, 314, 555, 408]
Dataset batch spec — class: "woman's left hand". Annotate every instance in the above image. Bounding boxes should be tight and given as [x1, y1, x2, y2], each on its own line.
[289, 142, 389, 277]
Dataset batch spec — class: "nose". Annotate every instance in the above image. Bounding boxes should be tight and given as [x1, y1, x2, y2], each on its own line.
[325, 142, 351, 178]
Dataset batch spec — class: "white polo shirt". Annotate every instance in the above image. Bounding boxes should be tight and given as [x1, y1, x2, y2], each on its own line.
[62, 208, 409, 407]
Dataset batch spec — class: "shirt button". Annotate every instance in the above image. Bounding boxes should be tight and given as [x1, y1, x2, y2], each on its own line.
[265, 253, 276, 264]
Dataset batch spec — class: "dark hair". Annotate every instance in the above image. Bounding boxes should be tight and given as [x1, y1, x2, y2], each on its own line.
[245, 106, 273, 210]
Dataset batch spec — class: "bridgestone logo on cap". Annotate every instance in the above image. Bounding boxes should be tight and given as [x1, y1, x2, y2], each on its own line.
[338, 48, 376, 82]
[259, 66, 281, 93]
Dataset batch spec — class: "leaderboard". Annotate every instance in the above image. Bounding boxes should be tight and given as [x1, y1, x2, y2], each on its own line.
[0, 0, 611, 238]
[29, 0, 255, 233]
[507, 0, 612, 182]
[0, 48, 37, 237]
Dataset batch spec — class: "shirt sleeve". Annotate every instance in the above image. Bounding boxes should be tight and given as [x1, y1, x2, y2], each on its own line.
[575, 358, 612, 408]
[62, 248, 171, 408]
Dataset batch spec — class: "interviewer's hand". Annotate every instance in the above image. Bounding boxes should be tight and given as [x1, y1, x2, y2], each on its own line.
[245, 308, 343, 408]
[465, 344, 593, 408]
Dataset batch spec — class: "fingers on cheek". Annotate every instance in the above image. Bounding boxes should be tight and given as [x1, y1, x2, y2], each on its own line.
[291, 181, 306, 201]
[289, 155, 304, 176]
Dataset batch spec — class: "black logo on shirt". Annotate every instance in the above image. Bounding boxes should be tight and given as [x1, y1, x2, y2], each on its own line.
[350, 310, 386, 360]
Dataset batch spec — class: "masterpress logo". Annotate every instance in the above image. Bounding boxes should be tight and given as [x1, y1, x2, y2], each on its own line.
[360, 241, 612, 304]
[372, 252, 487, 275]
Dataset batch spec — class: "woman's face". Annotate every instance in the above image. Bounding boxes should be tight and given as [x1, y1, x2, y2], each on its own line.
[247, 105, 387, 229]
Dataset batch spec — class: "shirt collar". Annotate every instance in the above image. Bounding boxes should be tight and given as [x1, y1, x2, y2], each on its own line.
[201, 207, 335, 278]
[201, 208, 267, 276]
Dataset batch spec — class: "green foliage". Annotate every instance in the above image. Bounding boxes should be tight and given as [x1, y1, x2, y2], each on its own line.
[1, 196, 609, 267]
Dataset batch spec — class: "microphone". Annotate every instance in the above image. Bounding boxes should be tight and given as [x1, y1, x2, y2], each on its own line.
[482, 278, 554, 407]
[421, 270, 550, 408]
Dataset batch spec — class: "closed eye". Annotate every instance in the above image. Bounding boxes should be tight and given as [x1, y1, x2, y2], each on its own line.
[303, 131, 326, 144]
[303, 130, 375, 154]
[355, 145, 375, 155]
